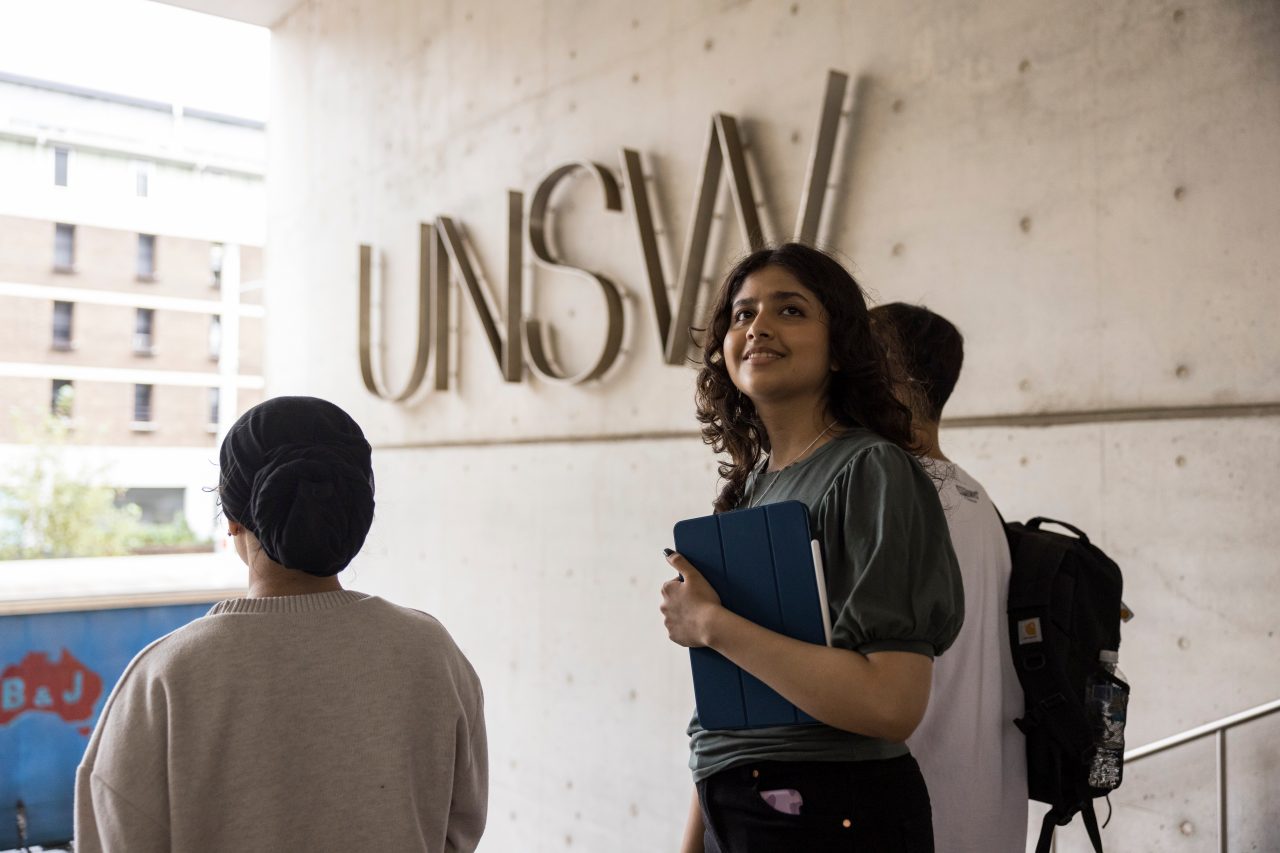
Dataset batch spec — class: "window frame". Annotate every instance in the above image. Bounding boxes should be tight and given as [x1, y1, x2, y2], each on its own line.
[51, 300, 74, 351]
[132, 383, 155, 428]
[54, 223, 76, 273]
[133, 160, 153, 198]
[136, 233, 157, 282]
[207, 386, 221, 430]
[53, 146, 70, 187]
[208, 314, 222, 362]
[51, 379, 74, 419]
[210, 242, 224, 289]
[133, 307, 156, 356]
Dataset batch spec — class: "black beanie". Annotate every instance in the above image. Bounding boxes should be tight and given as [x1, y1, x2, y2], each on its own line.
[218, 396, 375, 577]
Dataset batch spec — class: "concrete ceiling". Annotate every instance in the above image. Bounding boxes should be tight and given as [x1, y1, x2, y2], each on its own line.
[152, 0, 302, 28]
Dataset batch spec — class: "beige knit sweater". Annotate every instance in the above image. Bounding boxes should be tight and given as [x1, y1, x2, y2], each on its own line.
[74, 590, 487, 852]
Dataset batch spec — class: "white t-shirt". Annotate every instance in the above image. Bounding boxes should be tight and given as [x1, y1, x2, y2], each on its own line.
[908, 461, 1028, 852]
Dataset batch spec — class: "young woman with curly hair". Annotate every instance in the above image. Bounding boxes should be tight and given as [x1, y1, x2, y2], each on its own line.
[660, 244, 964, 853]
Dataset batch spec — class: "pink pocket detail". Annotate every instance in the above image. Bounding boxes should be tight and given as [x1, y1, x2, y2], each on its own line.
[759, 788, 804, 816]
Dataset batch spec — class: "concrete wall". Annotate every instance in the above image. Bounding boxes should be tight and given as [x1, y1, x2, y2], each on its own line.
[265, 1, 1280, 850]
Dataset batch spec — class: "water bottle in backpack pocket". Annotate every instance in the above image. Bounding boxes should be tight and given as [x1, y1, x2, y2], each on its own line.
[1086, 650, 1130, 791]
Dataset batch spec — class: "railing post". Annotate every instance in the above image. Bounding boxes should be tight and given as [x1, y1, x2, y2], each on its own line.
[1122, 698, 1280, 853]
[1216, 729, 1227, 853]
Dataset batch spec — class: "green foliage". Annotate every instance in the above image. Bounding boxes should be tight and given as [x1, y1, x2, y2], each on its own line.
[0, 411, 209, 559]
[127, 513, 207, 551]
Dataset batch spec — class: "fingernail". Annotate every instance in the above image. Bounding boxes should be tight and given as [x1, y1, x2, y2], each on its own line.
[663, 548, 675, 557]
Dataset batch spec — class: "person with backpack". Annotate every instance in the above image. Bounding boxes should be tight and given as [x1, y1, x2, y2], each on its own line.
[870, 303, 1029, 852]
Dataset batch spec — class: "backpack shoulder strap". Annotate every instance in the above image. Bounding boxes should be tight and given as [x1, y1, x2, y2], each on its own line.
[1035, 801, 1105, 853]
[1081, 799, 1105, 852]
[1007, 526, 1065, 610]
[1035, 808, 1060, 853]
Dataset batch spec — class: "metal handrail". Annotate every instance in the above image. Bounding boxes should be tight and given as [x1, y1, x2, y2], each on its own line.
[1122, 697, 1280, 853]
[1123, 697, 1280, 761]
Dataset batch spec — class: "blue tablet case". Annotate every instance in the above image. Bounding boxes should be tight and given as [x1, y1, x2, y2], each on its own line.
[674, 500, 830, 730]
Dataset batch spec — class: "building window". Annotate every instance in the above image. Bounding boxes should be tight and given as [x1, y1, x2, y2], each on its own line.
[54, 146, 69, 187]
[113, 487, 184, 525]
[51, 380, 74, 418]
[210, 243, 224, 288]
[134, 161, 152, 198]
[133, 384, 153, 423]
[208, 314, 222, 361]
[54, 223, 75, 272]
[208, 387, 221, 427]
[52, 301, 74, 350]
[134, 308, 155, 355]
[137, 234, 156, 281]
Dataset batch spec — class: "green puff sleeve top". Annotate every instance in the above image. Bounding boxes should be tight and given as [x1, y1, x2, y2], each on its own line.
[816, 442, 964, 658]
[687, 429, 964, 781]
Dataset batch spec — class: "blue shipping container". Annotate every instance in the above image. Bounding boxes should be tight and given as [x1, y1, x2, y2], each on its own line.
[1, 602, 211, 848]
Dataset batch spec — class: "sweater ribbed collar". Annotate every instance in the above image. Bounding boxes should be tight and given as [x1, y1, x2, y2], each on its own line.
[208, 590, 371, 615]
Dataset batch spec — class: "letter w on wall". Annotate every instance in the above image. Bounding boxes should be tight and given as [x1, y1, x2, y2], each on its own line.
[621, 69, 849, 365]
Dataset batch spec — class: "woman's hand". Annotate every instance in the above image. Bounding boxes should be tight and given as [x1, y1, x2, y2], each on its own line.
[659, 551, 933, 740]
[660, 551, 723, 648]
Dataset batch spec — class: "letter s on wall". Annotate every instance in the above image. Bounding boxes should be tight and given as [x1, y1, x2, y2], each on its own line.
[525, 162, 626, 384]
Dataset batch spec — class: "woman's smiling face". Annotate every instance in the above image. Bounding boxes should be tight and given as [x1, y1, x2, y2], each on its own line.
[723, 265, 832, 407]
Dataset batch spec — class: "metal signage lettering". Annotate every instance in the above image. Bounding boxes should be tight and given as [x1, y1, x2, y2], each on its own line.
[358, 70, 850, 400]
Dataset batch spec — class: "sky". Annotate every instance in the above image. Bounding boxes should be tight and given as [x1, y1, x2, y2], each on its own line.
[0, 0, 270, 121]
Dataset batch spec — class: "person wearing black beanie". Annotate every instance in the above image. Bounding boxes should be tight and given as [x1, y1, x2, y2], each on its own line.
[74, 396, 488, 852]
[218, 395, 376, 583]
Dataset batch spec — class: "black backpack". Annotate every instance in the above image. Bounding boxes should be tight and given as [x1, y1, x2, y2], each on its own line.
[1001, 515, 1127, 853]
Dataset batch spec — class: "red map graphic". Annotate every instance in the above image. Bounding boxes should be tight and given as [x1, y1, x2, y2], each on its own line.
[1, 648, 103, 727]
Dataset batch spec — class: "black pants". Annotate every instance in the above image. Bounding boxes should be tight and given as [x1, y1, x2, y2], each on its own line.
[697, 755, 934, 853]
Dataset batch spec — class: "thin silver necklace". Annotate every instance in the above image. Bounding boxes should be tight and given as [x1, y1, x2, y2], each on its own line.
[748, 421, 838, 508]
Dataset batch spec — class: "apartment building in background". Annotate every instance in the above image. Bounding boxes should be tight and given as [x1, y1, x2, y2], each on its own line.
[0, 71, 265, 541]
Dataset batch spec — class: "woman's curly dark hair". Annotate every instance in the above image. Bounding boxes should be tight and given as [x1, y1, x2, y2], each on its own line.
[695, 243, 918, 512]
